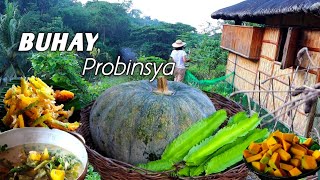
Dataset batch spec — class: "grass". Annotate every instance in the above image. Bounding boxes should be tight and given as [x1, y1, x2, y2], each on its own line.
[88, 75, 131, 97]
[85, 165, 101, 180]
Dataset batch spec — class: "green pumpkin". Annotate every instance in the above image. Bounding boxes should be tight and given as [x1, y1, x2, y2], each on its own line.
[89, 77, 216, 164]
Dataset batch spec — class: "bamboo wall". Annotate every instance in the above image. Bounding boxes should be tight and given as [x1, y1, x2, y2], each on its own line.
[225, 27, 320, 136]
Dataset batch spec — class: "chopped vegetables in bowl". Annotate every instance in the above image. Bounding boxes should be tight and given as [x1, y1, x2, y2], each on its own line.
[0, 144, 83, 180]
[243, 130, 320, 179]
[0, 127, 88, 180]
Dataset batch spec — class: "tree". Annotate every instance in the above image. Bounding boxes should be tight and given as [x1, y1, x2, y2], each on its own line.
[55, 4, 91, 32]
[181, 32, 228, 79]
[85, 1, 130, 46]
[0, 1, 5, 14]
[129, 23, 196, 59]
[18, 11, 46, 34]
[0, 0, 26, 81]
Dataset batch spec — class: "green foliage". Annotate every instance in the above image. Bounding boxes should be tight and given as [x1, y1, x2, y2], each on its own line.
[85, 1, 130, 46]
[129, 56, 173, 81]
[201, 81, 234, 97]
[129, 23, 195, 59]
[180, 33, 228, 80]
[242, 21, 264, 27]
[138, 56, 166, 66]
[38, 16, 73, 33]
[0, 0, 198, 85]
[0, 0, 29, 80]
[0, 0, 232, 106]
[29, 51, 92, 109]
[178, 32, 231, 97]
[0, 144, 8, 152]
[85, 165, 101, 180]
[88, 76, 130, 97]
[18, 11, 45, 34]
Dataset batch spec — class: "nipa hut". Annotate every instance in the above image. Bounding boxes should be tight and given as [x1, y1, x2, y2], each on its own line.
[211, 0, 320, 136]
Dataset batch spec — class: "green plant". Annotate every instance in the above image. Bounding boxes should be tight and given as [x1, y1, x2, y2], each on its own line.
[30, 51, 92, 109]
[180, 33, 228, 80]
[0, 0, 28, 80]
[204, 81, 234, 97]
[85, 165, 101, 180]
[129, 56, 173, 81]
[88, 75, 130, 97]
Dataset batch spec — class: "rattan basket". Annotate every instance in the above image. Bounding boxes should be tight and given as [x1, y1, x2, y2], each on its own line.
[77, 92, 248, 179]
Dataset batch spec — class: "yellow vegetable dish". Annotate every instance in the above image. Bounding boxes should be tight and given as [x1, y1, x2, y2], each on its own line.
[244, 130, 320, 177]
[0, 144, 83, 180]
[2, 76, 80, 131]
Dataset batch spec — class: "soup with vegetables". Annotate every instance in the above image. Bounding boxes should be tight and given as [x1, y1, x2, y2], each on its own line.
[0, 144, 83, 180]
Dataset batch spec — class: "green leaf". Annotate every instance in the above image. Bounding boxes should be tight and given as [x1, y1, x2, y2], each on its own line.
[310, 142, 320, 151]
[0, 144, 8, 152]
[85, 164, 101, 180]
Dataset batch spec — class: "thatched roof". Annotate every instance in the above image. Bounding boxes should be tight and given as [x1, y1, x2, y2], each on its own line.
[211, 0, 320, 22]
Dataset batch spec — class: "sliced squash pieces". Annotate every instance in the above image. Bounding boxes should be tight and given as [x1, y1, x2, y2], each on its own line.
[276, 148, 291, 161]
[289, 167, 302, 176]
[252, 162, 266, 172]
[280, 163, 294, 172]
[290, 158, 301, 167]
[248, 143, 261, 155]
[312, 150, 320, 161]
[268, 152, 280, 169]
[290, 144, 307, 156]
[244, 131, 319, 178]
[301, 155, 317, 170]
[243, 150, 253, 158]
[302, 138, 313, 148]
[282, 133, 294, 143]
[246, 153, 263, 163]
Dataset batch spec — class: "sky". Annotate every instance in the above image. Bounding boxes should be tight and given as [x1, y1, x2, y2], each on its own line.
[78, 0, 244, 32]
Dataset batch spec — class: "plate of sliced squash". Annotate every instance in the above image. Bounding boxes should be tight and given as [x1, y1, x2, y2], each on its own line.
[243, 130, 320, 180]
[0, 77, 80, 132]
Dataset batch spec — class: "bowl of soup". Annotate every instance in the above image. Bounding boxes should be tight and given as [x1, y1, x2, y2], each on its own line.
[0, 127, 88, 180]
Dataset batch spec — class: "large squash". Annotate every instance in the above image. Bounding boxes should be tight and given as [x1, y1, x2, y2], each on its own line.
[89, 77, 216, 164]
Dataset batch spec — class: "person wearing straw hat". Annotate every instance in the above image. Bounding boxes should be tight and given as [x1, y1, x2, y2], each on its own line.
[170, 39, 189, 82]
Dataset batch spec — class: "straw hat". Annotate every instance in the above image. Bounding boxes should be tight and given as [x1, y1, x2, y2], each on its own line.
[172, 39, 186, 48]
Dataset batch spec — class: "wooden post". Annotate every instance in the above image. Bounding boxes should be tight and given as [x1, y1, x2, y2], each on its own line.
[305, 103, 317, 137]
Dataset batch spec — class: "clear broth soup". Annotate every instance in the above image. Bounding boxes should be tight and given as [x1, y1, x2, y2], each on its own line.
[0, 143, 83, 180]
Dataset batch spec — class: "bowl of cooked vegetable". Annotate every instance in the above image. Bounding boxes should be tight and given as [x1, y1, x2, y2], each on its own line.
[243, 130, 320, 180]
[0, 127, 88, 180]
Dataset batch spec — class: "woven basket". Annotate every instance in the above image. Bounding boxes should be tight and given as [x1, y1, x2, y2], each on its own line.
[77, 92, 248, 180]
